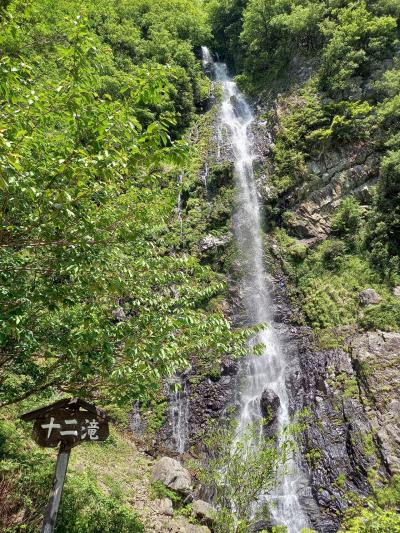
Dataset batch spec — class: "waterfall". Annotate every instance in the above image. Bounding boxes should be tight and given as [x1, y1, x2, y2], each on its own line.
[169, 375, 189, 454]
[202, 46, 309, 532]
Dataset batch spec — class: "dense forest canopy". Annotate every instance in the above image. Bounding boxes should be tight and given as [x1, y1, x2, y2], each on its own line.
[0, 0, 250, 410]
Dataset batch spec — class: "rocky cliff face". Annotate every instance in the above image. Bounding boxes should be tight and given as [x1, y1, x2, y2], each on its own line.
[254, 103, 379, 243]
[293, 328, 400, 532]
[135, 58, 400, 532]
[250, 80, 400, 530]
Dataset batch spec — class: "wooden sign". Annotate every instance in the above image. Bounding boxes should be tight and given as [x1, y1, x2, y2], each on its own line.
[21, 397, 110, 450]
[31, 407, 109, 449]
[20, 398, 111, 533]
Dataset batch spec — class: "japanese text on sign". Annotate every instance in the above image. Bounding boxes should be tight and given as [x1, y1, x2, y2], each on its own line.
[41, 417, 100, 441]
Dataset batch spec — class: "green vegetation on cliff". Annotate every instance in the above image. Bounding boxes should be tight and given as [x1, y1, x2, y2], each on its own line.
[1, 0, 400, 531]
[208, 1, 400, 530]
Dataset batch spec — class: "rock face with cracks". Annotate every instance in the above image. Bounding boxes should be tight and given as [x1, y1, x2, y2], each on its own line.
[192, 500, 216, 526]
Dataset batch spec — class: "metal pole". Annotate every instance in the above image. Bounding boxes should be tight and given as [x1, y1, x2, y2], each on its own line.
[41, 443, 71, 533]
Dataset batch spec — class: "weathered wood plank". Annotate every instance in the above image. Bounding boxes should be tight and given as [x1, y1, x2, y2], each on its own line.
[41, 444, 70, 533]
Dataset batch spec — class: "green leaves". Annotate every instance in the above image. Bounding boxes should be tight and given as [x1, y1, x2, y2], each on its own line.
[0, 2, 245, 409]
[192, 420, 294, 532]
[320, 1, 397, 94]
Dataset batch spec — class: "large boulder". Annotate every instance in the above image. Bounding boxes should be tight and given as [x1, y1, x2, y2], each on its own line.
[192, 500, 216, 527]
[358, 288, 381, 306]
[260, 388, 280, 436]
[151, 457, 192, 495]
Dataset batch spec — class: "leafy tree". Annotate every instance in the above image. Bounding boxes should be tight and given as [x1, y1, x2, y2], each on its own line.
[192, 422, 293, 532]
[340, 475, 400, 532]
[240, 0, 325, 87]
[0, 3, 249, 408]
[319, 1, 397, 95]
[207, 0, 248, 71]
[331, 197, 364, 239]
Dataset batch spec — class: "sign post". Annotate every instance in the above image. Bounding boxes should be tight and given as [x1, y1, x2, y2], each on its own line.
[42, 443, 70, 533]
[20, 398, 110, 533]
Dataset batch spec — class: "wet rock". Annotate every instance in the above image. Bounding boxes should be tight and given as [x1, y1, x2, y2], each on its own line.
[151, 457, 192, 495]
[296, 334, 380, 532]
[221, 358, 238, 376]
[155, 497, 174, 516]
[192, 500, 215, 526]
[230, 95, 247, 118]
[358, 288, 382, 306]
[260, 388, 280, 436]
[199, 234, 229, 253]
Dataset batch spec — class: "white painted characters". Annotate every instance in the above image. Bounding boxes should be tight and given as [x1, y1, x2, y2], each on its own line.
[41, 417, 99, 440]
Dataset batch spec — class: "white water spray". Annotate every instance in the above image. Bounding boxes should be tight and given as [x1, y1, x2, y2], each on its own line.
[169, 376, 189, 453]
[202, 46, 309, 532]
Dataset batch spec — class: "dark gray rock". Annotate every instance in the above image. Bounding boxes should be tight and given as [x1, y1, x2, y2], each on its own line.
[350, 331, 400, 474]
[260, 388, 280, 436]
[295, 335, 381, 532]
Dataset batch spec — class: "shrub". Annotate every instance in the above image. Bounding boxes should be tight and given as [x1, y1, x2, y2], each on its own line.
[360, 298, 400, 331]
[332, 198, 364, 239]
[149, 480, 181, 504]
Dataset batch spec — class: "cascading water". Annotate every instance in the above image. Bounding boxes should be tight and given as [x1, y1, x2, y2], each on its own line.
[169, 375, 189, 454]
[202, 46, 310, 532]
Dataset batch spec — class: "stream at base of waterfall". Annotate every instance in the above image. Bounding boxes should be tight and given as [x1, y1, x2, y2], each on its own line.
[202, 46, 310, 533]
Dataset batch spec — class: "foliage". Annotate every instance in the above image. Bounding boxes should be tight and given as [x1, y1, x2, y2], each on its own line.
[319, 1, 397, 95]
[206, 0, 247, 71]
[149, 480, 182, 504]
[340, 475, 400, 532]
[192, 421, 292, 532]
[240, 0, 324, 86]
[331, 198, 364, 239]
[0, 415, 144, 532]
[360, 298, 400, 331]
[275, 222, 399, 332]
[0, 1, 252, 409]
